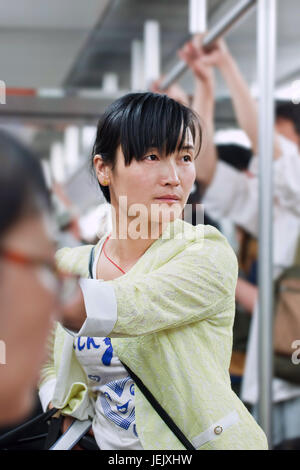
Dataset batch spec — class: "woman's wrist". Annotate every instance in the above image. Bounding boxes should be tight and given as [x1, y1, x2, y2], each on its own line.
[218, 52, 236, 76]
[194, 77, 214, 99]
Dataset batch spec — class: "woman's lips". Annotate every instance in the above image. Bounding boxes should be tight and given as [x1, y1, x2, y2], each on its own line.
[154, 197, 181, 204]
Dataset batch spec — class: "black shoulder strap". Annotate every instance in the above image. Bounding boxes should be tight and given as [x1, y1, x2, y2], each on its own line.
[89, 246, 96, 279]
[121, 361, 196, 450]
[44, 412, 63, 450]
[0, 407, 59, 448]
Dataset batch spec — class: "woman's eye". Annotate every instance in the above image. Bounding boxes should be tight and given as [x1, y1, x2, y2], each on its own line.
[144, 154, 158, 161]
[182, 155, 192, 162]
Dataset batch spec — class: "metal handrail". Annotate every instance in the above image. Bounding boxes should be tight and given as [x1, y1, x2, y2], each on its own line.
[160, 0, 257, 90]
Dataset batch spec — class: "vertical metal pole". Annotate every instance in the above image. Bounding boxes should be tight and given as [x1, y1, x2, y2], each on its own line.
[189, 0, 207, 34]
[257, 0, 277, 447]
[102, 73, 119, 93]
[144, 20, 160, 88]
[0, 80, 6, 104]
[64, 126, 80, 177]
[131, 40, 145, 91]
[50, 142, 65, 184]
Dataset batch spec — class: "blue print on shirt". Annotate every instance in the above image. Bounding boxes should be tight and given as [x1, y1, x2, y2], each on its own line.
[100, 395, 135, 430]
[75, 337, 101, 351]
[87, 337, 100, 350]
[74, 337, 112, 367]
[77, 337, 86, 351]
[117, 400, 131, 414]
[102, 337, 113, 366]
[106, 377, 131, 397]
[88, 375, 101, 382]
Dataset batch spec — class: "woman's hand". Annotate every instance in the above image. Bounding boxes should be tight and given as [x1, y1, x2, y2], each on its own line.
[151, 78, 190, 107]
[177, 38, 215, 97]
[62, 415, 75, 434]
[62, 416, 95, 450]
[61, 415, 85, 451]
[197, 38, 231, 70]
[60, 287, 86, 333]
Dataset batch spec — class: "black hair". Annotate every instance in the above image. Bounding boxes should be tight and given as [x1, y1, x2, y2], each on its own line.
[0, 129, 51, 239]
[275, 101, 300, 134]
[91, 92, 202, 203]
[217, 143, 252, 171]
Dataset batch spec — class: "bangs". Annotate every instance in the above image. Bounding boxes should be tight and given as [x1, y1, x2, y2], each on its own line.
[119, 93, 202, 164]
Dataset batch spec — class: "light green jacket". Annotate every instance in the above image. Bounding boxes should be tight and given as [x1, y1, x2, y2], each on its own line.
[39, 219, 268, 450]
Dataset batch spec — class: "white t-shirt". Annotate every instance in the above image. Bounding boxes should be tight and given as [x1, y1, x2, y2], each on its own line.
[74, 239, 143, 450]
[203, 135, 300, 404]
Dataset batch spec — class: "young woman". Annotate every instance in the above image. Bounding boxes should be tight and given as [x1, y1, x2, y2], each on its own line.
[0, 130, 59, 426]
[39, 92, 268, 450]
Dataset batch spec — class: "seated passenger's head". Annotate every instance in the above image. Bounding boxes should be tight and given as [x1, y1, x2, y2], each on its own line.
[91, 92, 202, 237]
[275, 102, 300, 148]
[0, 130, 57, 425]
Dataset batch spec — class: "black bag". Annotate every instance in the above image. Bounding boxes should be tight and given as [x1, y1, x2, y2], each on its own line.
[0, 399, 59, 450]
[0, 395, 98, 450]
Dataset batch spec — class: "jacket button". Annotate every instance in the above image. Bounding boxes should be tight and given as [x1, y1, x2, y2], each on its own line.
[214, 425, 223, 435]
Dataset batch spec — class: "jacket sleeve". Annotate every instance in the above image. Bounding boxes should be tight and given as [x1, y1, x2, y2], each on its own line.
[78, 230, 238, 338]
[38, 323, 58, 411]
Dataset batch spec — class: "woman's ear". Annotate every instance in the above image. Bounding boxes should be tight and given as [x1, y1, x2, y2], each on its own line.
[93, 154, 110, 186]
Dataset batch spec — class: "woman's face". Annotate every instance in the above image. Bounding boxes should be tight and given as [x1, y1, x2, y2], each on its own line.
[95, 129, 196, 237]
[0, 214, 58, 425]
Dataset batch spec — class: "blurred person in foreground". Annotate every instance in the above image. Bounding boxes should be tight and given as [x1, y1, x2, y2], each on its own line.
[0, 130, 59, 426]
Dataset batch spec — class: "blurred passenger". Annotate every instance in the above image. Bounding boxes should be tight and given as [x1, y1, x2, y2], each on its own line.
[52, 182, 82, 249]
[275, 101, 300, 150]
[0, 130, 58, 425]
[180, 37, 300, 448]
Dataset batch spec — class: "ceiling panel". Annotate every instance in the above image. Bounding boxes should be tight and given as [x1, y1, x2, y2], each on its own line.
[0, 0, 110, 87]
[0, 0, 109, 29]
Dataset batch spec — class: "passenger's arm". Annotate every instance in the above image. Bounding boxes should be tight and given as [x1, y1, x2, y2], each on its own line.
[178, 38, 217, 187]
[235, 278, 257, 314]
[201, 39, 281, 159]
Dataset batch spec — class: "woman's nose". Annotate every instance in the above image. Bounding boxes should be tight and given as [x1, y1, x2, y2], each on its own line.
[160, 161, 180, 186]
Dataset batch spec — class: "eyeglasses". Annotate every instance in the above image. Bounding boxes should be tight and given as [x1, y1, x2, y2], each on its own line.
[0, 248, 80, 305]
